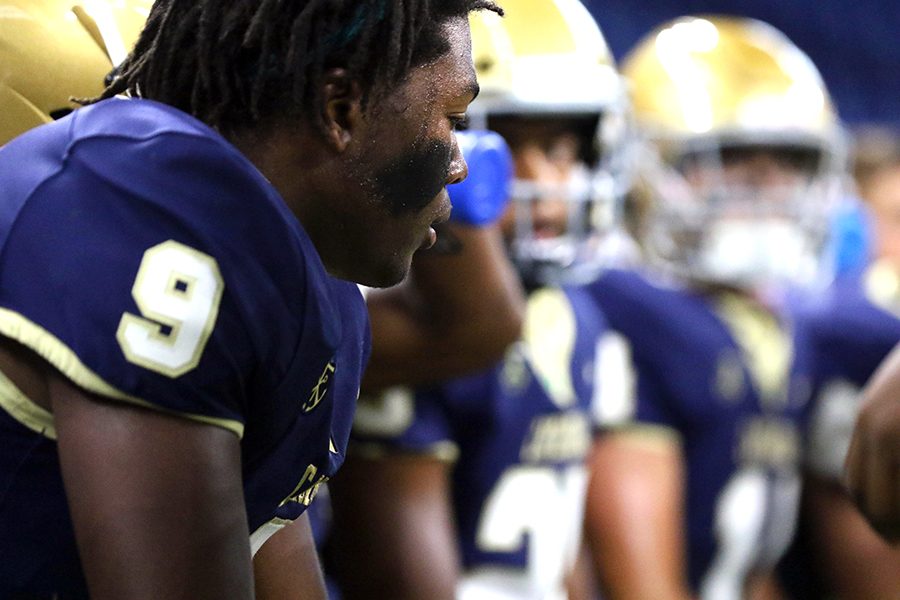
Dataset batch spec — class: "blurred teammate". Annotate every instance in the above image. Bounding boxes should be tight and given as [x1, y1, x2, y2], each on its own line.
[781, 129, 900, 598]
[327, 2, 632, 598]
[582, 16, 846, 600]
[0, 1, 503, 598]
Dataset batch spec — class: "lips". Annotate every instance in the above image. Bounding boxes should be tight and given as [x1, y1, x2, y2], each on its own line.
[419, 193, 452, 250]
[434, 191, 452, 225]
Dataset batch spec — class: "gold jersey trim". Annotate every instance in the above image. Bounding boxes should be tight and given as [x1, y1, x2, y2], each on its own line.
[601, 422, 683, 450]
[522, 288, 578, 408]
[0, 307, 244, 438]
[250, 517, 294, 558]
[0, 367, 56, 439]
[714, 293, 792, 405]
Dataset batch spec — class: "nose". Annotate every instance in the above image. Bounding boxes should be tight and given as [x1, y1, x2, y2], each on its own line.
[447, 135, 468, 185]
[532, 195, 567, 220]
[743, 153, 801, 188]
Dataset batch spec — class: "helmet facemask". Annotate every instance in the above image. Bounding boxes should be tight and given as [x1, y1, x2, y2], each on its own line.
[492, 108, 634, 288]
[641, 136, 846, 290]
[620, 15, 851, 292]
[466, 0, 635, 288]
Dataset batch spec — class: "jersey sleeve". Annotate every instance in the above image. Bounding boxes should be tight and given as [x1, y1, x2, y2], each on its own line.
[0, 116, 301, 437]
[586, 272, 685, 436]
[593, 336, 682, 433]
[350, 385, 459, 461]
[590, 330, 637, 428]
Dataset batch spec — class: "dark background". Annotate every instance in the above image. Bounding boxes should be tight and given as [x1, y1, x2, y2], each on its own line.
[582, 0, 900, 127]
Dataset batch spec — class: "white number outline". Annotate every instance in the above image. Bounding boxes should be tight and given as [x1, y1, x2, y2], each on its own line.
[116, 240, 224, 377]
[700, 468, 800, 600]
[474, 464, 587, 595]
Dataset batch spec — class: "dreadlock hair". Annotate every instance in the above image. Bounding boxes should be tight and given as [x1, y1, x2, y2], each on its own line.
[90, 0, 502, 135]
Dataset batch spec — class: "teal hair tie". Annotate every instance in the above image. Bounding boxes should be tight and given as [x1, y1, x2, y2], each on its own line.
[328, 0, 387, 50]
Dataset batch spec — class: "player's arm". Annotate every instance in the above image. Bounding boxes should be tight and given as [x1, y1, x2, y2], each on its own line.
[584, 429, 694, 600]
[845, 343, 900, 543]
[46, 363, 254, 600]
[328, 453, 459, 600]
[801, 474, 900, 597]
[253, 512, 328, 600]
[799, 375, 900, 596]
[363, 130, 525, 392]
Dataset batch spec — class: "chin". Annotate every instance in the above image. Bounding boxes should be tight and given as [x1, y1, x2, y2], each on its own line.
[347, 257, 412, 289]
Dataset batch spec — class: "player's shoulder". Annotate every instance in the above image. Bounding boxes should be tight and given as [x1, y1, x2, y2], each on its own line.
[587, 267, 697, 331]
[3, 96, 307, 271]
[589, 267, 684, 305]
[797, 265, 900, 338]
[2, 97, 273, 222]
[72, 97, 220, 142]
[560, 283, 609, 338]
[68, 97, 268, 200]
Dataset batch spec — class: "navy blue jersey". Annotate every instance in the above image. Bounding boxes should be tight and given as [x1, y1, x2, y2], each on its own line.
[352, 286, 616, 599]
[800, 263, 900, 478]
[0, 98, 370, 598]
[587, 269, 809, 599]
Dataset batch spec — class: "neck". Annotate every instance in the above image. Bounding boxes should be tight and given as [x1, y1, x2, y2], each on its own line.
[227, 123, 354, 279]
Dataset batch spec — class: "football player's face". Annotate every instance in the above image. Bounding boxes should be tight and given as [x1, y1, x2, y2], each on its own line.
[498, 125, 588, 242]
[341, 18, 476, 287]
[864, 164, 900, 267]
[683, 147, 816, 207]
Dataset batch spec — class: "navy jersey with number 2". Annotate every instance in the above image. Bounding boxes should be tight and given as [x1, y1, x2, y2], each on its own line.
[352, 286, 616, 600]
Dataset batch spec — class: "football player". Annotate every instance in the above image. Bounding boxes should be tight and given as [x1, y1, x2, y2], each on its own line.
[326, 2, 633, 598]
[582, 16, 846, 600]
[0, 1, 504, 598]
[781, 129, 900, 598]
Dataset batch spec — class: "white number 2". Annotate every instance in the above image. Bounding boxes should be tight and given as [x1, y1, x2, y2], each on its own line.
[117, 240, 224, 377]
[475, 465, 587, 595]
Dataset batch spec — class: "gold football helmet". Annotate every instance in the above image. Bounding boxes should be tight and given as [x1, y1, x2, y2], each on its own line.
[0, 0, 151, 145]
[622, 15, 847, 289]
[468, 0, 634, 286]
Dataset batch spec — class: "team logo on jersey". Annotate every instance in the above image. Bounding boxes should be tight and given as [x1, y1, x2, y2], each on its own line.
[737, 417, 800, 469]
[713, 350, 745, 403]
[303, 361, 335, 413]
[500, 342, 530, 394]
[279, 463, 330, 507]
[520, 411, 591, 463]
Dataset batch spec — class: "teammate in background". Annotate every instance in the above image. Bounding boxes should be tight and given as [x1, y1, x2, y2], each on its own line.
[582, 16, 846, 600]
[0, 1, 503, 598]
[327, 2, 632, 598]
[779, 129, 900, 599]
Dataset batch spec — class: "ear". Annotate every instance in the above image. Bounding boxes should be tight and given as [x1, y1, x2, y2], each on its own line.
[321, 68, 363, 152]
